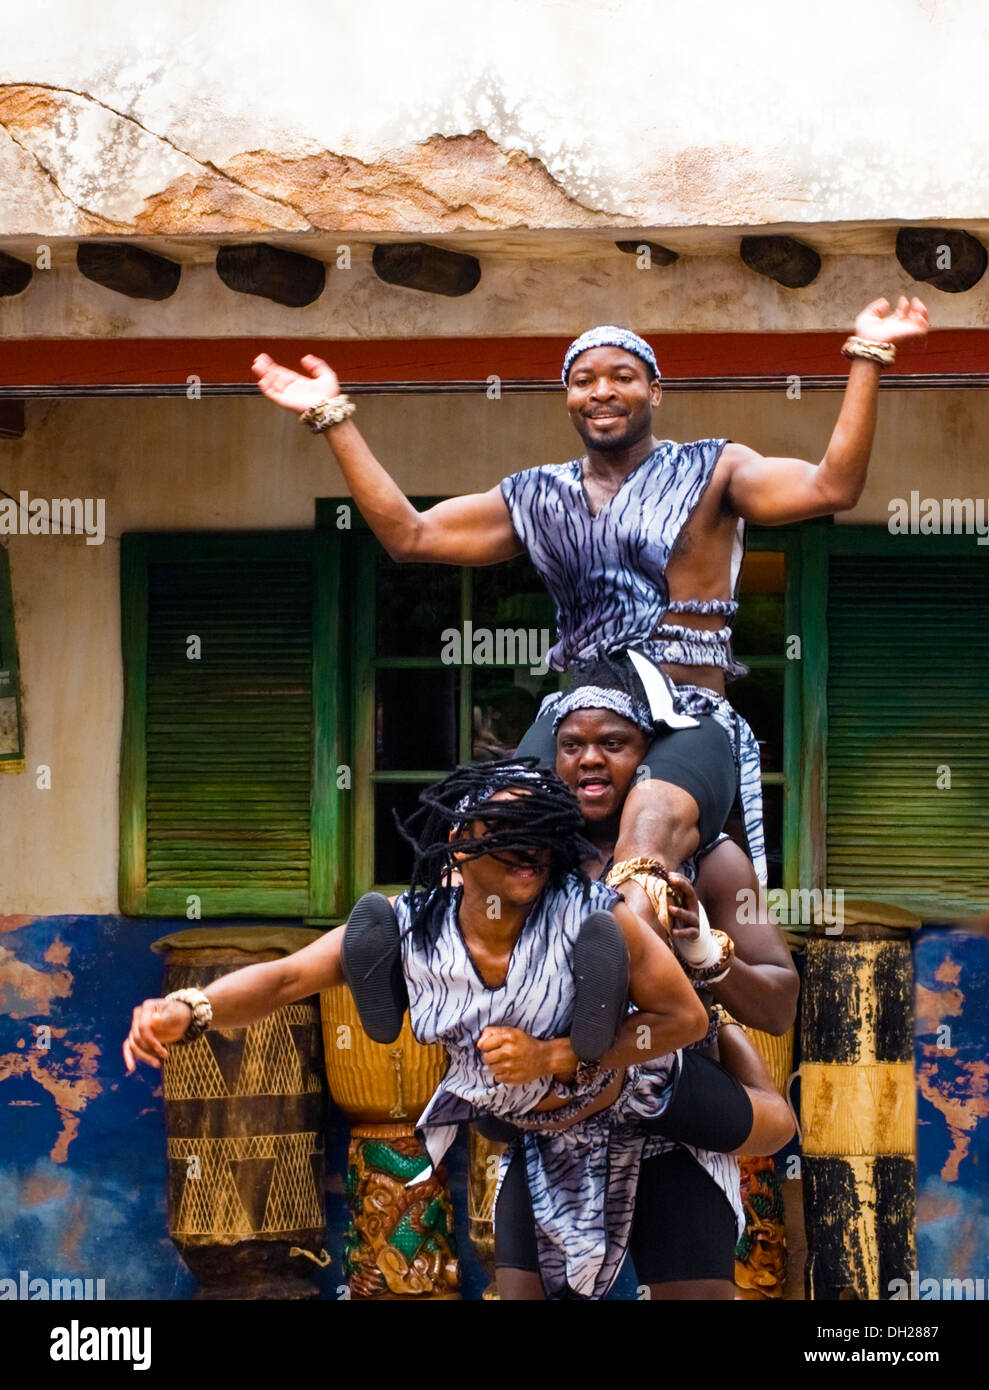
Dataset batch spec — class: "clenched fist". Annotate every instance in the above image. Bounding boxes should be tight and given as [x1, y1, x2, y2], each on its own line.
[476, 1025, 554, 1086]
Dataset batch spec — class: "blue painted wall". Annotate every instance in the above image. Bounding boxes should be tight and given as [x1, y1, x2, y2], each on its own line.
[914, 925, 989, 1289]
[1, 916, 641, 1300]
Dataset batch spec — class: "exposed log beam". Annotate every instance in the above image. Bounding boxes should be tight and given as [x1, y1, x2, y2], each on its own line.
[76, 243, 181, 300]
[896, 227, 987, 293]
[372, 242, 481, 296]
[215, 244, 325, 307]
[615, 239, 678, 266]
[0, 251, 32, 298]
[740, 235, 821, 288]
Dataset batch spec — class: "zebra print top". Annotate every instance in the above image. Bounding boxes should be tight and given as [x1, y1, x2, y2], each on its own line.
[399, 875, 619, 1121]
[398, 877, 741, 1299]
[499, 439, 743, 674]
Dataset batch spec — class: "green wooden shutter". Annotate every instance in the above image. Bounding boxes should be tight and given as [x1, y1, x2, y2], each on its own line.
[826, 553, 989, 916]
[120, 533, 346, 919]
[0, 544, 24, 772]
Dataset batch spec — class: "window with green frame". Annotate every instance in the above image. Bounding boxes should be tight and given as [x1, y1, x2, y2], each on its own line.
[0, 544, 24, 773]
[119, 531, 347, 918]
[120, 517, 983, 924]
[334, 505, 800, 898]
[729, 528, 803, 893]
[337, 511, 560, 894]
[805, 527, 988, 917]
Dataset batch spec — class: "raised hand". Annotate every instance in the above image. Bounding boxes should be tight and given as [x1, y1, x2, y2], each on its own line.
[251, 353, 340, 415]
[854, 295, 929, 346]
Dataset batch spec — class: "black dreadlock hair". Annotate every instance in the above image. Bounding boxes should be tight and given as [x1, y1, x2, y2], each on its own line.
[394, 757, 597, 937]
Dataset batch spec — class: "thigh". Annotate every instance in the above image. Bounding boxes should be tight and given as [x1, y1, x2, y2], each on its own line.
[630, 1148, 738, 1290]
[643, 1049, 754, 1154]
[639, 716, 736, 847]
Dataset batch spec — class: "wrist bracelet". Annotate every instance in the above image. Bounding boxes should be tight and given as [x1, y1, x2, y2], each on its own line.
[300, 395, 357, 433]
[673, 929, 735, 984]
[841, 336, 896, 368]
[165, 987, 213, 1042]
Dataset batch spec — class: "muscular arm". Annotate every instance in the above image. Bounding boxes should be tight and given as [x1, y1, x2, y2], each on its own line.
[478, 902, 708, 1085]
[252, 352, 523, 565]
[723, 296, 929, 525]
[693, 841, 798, 1034]
[124, 928, 345, 1070]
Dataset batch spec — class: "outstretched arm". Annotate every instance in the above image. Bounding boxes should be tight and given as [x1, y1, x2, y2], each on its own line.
[724, 296, 929, 524]
[123, 926, 346, 1072]
[252, 352, 523, 565]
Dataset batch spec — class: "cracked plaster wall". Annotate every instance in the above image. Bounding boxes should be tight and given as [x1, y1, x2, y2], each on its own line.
[1, 0, 988, 243]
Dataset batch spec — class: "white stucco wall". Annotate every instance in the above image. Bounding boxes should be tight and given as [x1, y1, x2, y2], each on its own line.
[1, 386, 985, 913]
[2, 0, 989, 238]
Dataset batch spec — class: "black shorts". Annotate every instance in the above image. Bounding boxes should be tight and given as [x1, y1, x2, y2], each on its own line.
[493, 1050, 751, 1289]
[515, 706, 736, 849]
[494, 1146, 738, 1287]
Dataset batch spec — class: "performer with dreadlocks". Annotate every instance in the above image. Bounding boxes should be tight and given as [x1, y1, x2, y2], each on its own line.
[252, 296, 929, 923]
[123, 760, 794, 1300]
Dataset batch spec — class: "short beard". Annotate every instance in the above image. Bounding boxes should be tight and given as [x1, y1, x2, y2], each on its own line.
[573, 414, 650, 453]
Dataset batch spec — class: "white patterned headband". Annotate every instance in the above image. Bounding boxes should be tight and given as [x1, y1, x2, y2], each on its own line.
[562, 326, 661, 386]
[550, 686, 654, 734]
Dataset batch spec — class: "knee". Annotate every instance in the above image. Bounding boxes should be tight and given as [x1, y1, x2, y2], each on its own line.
[623, 777, 699, 831]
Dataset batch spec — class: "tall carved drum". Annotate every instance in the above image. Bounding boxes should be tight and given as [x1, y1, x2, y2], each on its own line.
[321, 984, 459, 1299]
[153, 927, 329, 1299]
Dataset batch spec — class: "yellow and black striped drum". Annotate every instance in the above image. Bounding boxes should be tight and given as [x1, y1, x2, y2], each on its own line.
[798, 905, 919, 1301]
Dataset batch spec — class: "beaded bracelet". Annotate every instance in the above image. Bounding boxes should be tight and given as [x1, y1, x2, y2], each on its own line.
[300, 396, 357, 433]
[164, 987, 213, 1042]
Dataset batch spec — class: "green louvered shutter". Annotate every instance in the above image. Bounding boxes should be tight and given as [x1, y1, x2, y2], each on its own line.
[0, 544, 24, 771]
[826, 553, 989, 916]
[120, 532, 347, 919]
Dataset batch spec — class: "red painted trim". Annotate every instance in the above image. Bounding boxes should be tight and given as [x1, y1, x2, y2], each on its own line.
[0, 332, 986, 386]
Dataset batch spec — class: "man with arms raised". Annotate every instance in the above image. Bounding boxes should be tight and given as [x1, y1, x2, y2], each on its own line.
[253, 296, 928, 922]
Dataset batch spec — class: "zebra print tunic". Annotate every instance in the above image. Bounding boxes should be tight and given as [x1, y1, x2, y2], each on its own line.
[499, 442, 767, 883]
[398, 877, 743, 1299]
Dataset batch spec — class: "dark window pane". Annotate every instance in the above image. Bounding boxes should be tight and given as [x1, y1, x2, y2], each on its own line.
[470, 671, 552, 760]
[471, 554, 558, 636]
[374, 781, 433, 884]
[375, 554, 460, 658]
[732, 594, 785, 657]
[730, 667, 783, 775]
[375, 668, 458, 770]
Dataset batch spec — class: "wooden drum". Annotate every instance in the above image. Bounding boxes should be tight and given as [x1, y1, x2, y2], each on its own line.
[153, 927, 328, 1299]
[320, 985, 459, 1299]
